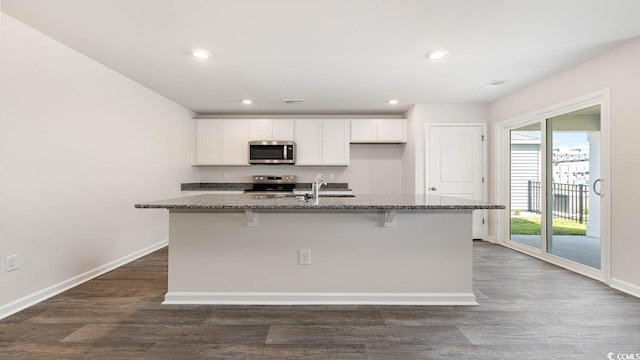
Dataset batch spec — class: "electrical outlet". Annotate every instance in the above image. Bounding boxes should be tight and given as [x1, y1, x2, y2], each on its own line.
[223, 172, 229, 179]
[374, 172, 381, 180]
[329, 173, 335, 180]
[299, 250, 311, 265]
[5, 255, 18, 272]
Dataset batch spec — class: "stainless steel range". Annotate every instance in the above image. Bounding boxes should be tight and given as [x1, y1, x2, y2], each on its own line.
[244, 175, 296, 196]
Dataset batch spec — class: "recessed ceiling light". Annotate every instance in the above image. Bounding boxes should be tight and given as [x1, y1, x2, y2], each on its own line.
[426, 50, 448, 61]
[191, 49, 211, 60]
[387, 99, 399, 105]
[241, 99, 253, 105]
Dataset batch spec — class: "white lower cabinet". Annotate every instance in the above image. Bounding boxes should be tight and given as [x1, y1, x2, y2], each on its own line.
[294, 119, 349, 166]
[195, 119, 249, 165]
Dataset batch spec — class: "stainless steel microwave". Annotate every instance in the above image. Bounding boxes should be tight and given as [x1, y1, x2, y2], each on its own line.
[248, 141, 295, 164]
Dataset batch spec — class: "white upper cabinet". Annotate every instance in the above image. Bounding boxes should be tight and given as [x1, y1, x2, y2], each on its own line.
[195, 118, 348, 166]
[350, 119, 407, 143]
[294, 120, 322, 165]
[221, 119, 249, 165]
[272, 119, 295, 140]
[249, 119, 272, 141]
[350, 120, 377, 142]
[376, 119, 406, 142]
[194, 119, 249, 165]
[294, 119, 350, 166]
[322, 120, 350, 165]
[195, 119, 222, 164]
[249, 119, 294, 141]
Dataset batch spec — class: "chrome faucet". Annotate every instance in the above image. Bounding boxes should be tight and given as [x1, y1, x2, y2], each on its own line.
[311, 174, 327, 199]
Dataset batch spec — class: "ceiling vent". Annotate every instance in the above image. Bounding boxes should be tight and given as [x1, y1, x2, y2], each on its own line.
[482, 79, 511, 88]
[282, 99, 304, 104]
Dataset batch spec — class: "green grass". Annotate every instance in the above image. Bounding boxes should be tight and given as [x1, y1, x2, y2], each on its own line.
[511, 217, 586, 236]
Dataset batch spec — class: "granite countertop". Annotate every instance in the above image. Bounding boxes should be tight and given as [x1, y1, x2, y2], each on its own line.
[181, 183, 252, 191]
[181, 183, 351, 191]
[136, 194, 505, 210]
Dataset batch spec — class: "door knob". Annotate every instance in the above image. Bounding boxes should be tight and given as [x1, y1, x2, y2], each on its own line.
[430, 187, 437, 191]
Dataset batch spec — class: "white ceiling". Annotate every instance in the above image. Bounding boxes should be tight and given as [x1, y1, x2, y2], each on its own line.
[3, 0, 640, 115]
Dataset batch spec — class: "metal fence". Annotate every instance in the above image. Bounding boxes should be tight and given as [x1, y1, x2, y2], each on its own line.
[527, 181, 589, 223]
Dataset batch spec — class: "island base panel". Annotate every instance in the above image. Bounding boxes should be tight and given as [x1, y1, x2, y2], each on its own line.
[166, 210, 475, 305]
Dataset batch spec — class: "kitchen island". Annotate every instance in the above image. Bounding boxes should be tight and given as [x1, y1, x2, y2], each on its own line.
[136, 194, 504, 305]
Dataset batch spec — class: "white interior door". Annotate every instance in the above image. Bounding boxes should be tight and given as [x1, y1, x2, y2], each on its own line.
[428, 125, 485, 239]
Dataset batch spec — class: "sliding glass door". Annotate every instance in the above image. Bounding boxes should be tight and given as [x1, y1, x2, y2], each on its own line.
[546, 106, 601, 269]
[509, 105, 602, 270]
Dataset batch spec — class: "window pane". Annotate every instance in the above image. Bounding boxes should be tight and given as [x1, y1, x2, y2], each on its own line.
[510, 123, 542, 249]
[547, 106, 601, 269]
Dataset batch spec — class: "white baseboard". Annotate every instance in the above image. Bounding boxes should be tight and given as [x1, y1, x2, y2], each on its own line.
[0, 239, 168, 320]
[163, 292, 478, 306]
[610, 277, 640, 298]
[483, 235, 497, 244]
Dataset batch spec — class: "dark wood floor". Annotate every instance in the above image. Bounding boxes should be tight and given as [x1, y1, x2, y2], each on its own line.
[1, 241, 638, 359]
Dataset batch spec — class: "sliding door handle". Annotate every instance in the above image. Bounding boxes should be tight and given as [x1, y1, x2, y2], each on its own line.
[593, 178, 603, 196]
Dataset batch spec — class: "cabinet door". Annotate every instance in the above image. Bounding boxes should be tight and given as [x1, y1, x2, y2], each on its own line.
[322, 120, 350, 165]
[377, 119, 406, 142]
[222, 120, 249, 165]
[294, 120, 322, 165]
[195, 120, 222, 164]
[350, 119, 377, 142]
[249, 119, 272, 141]
[273, 119, 295, 141]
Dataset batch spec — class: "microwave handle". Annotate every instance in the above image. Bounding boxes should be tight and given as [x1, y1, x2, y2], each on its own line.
[283, 145, 288, 160]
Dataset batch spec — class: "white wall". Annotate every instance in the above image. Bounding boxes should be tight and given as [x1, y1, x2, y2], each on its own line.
[402, 104, 489, 194]
[198, 144, 404, 194]
[489, 37, 640, 293]
[0, 14, 195, 316]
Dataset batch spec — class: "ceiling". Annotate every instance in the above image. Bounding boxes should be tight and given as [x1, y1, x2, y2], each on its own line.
[3, 0, 640, 115]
